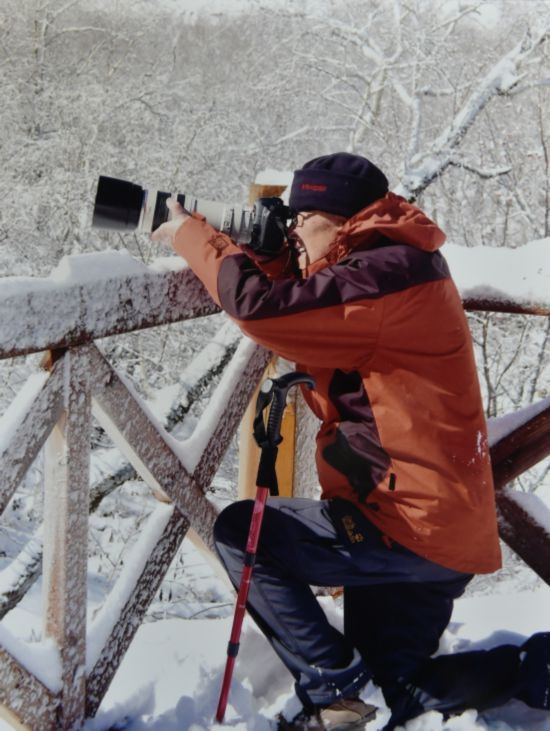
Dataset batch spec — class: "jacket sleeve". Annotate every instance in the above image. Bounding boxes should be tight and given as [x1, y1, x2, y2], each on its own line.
[172, 216, 382, 369]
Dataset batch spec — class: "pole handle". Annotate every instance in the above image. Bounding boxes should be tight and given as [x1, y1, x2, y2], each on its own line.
[253, 372, 315, 449]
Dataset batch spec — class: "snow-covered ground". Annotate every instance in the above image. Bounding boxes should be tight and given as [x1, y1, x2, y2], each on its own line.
[85, 594, 550, 731]
[80, 552, 550, 731]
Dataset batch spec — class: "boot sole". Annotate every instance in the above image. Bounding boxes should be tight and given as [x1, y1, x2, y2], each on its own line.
[276, 705, 377, 730]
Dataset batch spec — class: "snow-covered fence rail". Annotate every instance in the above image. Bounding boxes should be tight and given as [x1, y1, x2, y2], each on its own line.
[446, 240, 550, 318]
[0, 252, 221, 359]
[0, 244, 548, 729]
[0, 243, 549, 361]
[489, 398, 550, 584]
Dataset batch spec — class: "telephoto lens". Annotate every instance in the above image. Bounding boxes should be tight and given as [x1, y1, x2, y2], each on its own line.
[92, 175, 252, 237]
[92, 175, 296, 256]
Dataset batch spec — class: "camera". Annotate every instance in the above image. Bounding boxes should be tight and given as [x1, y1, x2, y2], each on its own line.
[92, 176, 296, 257]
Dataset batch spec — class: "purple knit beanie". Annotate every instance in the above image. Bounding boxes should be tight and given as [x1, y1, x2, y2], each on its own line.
[289, 152, 389, 219]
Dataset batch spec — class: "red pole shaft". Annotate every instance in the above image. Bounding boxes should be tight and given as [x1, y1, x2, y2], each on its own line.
[216, 486, 270, 723]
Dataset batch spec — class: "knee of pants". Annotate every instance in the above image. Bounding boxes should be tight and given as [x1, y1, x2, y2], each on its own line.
[213, 499, 254, 550]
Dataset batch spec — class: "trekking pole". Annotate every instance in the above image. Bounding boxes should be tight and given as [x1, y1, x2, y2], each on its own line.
[215, 372, 315, 724]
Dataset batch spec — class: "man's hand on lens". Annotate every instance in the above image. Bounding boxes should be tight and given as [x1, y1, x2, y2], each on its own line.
[151, 197, 190, 246]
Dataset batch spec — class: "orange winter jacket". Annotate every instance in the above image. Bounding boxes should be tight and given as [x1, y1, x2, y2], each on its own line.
[173, 192, 501, 574]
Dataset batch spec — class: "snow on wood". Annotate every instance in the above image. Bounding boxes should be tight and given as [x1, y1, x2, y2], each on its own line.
[255, 169, 293, 186]
[0, 372, 49, 455]
[190, 340, 270, 491]
[177, 337, 271, 475]
[504, 488, 550, 539]
[86, 503, 177, 672]
[0, 328, 259, 721]
[490, 401, 550, 490]
[447, 239, 550, 315]
[170, 320, 241, 413]
[0, 373, 56, 514]
[90, 320, 241, 505]
[0, 531, 43, 621]
[0, 629, 61, 695]
[87, 335, 269, 542]
[0, 367, 63, 518]
[0, 641, 59, 729]
[497, 488, 550, 585]
[87, 344, 220, 548]
[86, 507, 188, 717]
[489, 396, 550, 447]
[0, 452, 132, 623]
[88, 450, 133, 510]
[0, 251, 219, 359]
[488, 395, 550, 584]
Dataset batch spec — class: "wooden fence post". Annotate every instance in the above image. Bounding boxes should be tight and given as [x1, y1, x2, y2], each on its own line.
[43, 348, 91, 730]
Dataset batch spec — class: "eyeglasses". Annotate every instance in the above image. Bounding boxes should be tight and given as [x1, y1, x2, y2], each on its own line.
[289, 211, 317, 230]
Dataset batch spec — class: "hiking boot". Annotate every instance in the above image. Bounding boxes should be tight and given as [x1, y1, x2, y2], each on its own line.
[517, 632, 550, 710]
[278, 698, 377, 730]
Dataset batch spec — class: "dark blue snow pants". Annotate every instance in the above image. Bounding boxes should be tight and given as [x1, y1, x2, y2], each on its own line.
[214, 497, 542, 728]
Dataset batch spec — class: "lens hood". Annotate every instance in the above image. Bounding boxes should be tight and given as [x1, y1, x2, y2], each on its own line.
[92, 176, 144, 230]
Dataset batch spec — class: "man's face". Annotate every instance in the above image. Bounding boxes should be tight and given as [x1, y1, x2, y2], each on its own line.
[288, 210, 345, 270]
[289, 210, 340, 238]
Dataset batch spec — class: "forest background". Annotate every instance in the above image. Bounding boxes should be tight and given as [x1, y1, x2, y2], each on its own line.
[0, 0, 549, 621]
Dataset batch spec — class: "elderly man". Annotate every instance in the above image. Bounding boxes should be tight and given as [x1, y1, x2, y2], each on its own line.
[153, 153, 549, 730]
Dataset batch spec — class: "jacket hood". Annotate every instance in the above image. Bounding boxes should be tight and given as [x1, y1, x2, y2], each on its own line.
[301, 192, 446, 277]
[340, 191, 445, 249]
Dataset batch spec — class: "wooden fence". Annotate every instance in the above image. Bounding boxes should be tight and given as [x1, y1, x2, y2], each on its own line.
[0, 248, 548, 729]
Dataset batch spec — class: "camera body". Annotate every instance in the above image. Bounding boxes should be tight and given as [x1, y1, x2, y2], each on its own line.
[92, 176, 296, 257]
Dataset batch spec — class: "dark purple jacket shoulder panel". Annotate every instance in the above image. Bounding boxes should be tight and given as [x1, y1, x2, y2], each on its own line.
[217, 244, 451, 321]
